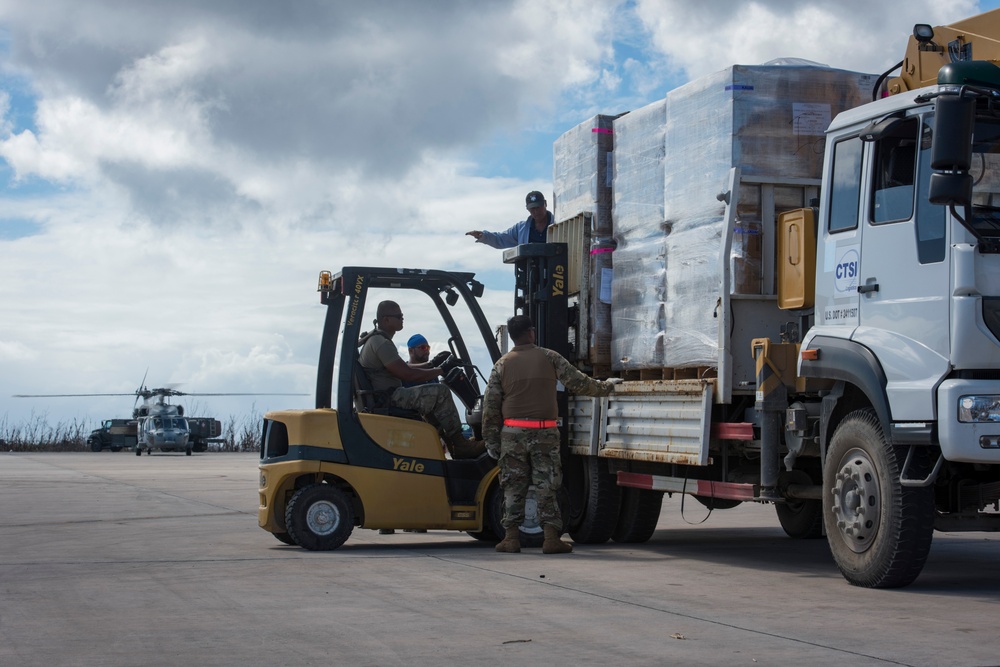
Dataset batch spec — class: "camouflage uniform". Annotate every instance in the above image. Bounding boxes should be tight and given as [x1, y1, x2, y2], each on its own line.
[359, 333, 462, 438]
[390, 384, 461, 436]
[483, 345, 615, 530]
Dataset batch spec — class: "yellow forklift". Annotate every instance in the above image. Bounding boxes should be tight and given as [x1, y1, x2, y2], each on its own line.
[258, 267, 525, 549]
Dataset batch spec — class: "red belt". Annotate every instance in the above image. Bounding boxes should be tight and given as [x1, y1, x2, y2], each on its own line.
[504, 419, 558, 429]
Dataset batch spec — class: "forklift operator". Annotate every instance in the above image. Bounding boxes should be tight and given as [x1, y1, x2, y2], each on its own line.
[358, 300, 485, 459]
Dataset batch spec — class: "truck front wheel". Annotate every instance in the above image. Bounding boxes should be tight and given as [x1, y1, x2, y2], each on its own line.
[285, 484, 354, 551]
[823, 409, 934, 588]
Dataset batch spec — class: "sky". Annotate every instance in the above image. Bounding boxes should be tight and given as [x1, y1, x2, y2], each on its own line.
[1, 0, 997, 434]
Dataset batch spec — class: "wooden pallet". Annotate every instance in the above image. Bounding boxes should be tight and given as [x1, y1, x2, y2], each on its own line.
[620, 366, 717, 381]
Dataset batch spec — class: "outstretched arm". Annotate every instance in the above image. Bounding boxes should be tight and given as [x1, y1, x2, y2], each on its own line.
[545, 349, 616, 397]
[466, 221, 523, 249]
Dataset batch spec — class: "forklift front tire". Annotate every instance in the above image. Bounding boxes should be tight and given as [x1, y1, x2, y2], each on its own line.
[285, 484, 354, 551]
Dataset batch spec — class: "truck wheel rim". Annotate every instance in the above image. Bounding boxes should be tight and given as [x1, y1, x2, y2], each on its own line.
[306, 500, 341, 536]
[830, 447, 881, 554]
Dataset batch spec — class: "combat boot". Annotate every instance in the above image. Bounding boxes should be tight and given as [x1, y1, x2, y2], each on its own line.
[541, 525, 573, 554]
[446, 432, 486, 459]
[495, 526, 521, 553]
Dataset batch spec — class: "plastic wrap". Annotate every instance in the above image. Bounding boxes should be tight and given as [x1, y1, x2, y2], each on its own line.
[611, 64, 874, 370]
[610, 100, 667, 370]
[553, 114, 619, 234]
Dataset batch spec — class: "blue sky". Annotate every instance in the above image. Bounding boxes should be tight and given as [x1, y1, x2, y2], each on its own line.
[0, 0, 997, 430]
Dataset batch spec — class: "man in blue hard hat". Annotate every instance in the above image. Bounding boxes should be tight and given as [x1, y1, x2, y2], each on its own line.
[466, 190, 553, 249]
[402, 333, 446, 387]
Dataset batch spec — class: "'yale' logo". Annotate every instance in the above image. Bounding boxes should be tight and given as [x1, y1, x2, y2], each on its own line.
[552, 263, 565, 296]
[393, 457, 425, 473]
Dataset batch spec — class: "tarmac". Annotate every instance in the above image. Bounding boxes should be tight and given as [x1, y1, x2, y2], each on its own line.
[2, 452, 1000, 667]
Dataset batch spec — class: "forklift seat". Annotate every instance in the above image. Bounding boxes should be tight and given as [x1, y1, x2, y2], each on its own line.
[353, 361, 421, 420]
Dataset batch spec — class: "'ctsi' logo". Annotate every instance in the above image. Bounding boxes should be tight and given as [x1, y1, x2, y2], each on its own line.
[834, 248, 860, 295]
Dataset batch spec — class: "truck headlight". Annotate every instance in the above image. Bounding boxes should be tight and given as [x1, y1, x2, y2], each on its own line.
[959, 395, 1000, 422]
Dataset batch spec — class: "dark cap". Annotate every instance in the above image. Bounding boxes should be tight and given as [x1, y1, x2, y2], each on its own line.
[525, 191, 546, 209]
[407, 334, 428, 348]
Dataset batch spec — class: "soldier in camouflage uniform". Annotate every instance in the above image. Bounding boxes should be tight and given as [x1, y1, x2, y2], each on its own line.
[358, 300, 484, 459]
[483, 314, 618, 554]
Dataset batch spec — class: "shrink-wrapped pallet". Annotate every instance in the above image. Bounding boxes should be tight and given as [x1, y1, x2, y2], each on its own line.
[611, 62, 874, 371]
[553, 114, 619, 234]
[610, 100, 667, 370]
[551, 115, 621, 368]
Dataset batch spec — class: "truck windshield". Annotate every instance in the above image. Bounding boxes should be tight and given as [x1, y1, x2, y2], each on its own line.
[969, 118, 1000, 238]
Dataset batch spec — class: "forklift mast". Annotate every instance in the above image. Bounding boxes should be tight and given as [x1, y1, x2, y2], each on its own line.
[502, 243, 570, 356]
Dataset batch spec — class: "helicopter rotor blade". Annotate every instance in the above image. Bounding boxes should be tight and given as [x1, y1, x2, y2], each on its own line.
[176, 393, 309, 397]
[135, 368, 150, 409]
[13, 393, 140, 398]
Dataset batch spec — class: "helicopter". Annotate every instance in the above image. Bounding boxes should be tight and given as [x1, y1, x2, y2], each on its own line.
[14, 382, 306, 456]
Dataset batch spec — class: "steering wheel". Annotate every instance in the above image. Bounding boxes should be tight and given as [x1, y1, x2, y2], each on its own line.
[442, 363, 479, 410]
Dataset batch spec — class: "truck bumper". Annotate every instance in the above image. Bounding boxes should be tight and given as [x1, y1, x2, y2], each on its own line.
[937, 379, 1000, 463]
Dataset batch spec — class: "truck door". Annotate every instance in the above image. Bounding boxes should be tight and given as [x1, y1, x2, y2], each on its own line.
[853, 114, 950, 420]
[814, 134, 863, 335]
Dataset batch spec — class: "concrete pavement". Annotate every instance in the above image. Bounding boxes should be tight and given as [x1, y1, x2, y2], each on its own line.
[2, 452, 999, 666]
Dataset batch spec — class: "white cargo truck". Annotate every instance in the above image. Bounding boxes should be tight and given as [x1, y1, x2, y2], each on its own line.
[542, 9, 1000, 588]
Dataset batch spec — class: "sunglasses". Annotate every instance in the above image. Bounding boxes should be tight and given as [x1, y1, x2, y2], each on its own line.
[415, 344, 430, 351]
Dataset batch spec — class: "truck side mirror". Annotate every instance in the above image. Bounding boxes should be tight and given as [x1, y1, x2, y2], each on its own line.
[931, 94, 974, 171]
[928, 172, 973, 207]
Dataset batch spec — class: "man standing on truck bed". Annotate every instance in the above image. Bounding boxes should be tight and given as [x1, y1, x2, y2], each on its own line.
[465, 190, 552, 248]
[359, 301, 484, 459]
[483, 314, 619, 554]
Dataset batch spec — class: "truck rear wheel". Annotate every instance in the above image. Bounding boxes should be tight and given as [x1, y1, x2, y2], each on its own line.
[568, 456, 621, 544]
[776, 499, 823, 539]
[823, 409, 934, 588]
[612, 488, 663, 543]
[285, 484, 354, 551]
[776, 470, 823, 539]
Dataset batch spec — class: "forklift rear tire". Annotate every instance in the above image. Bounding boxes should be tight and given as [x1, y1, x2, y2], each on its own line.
[285, 484, 354, 551]
[467, 482, 504, 542]
[135, 448, 142, 457]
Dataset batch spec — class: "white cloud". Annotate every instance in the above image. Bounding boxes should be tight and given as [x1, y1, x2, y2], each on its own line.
[1, 0, 998, 430]
[634, 0, 982, 79]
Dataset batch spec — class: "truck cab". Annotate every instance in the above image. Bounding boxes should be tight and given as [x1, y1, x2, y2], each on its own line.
[784, 60, 1000, 586]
